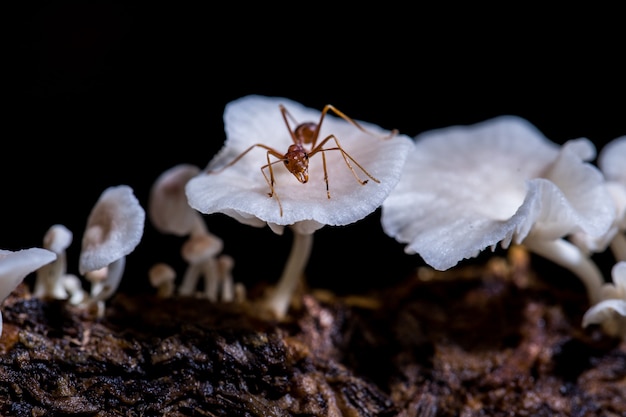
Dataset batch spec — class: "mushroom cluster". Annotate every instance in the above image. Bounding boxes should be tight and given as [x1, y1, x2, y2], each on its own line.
[149, 163, 237, 301]
[185, 95, 413, 318]
[381, 116, 616, 305]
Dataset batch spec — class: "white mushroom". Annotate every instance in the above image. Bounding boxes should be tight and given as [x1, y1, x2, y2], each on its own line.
[62, 274, 88, 305]
[571, 136, 626, 262]
[582, 261, 626, 339]
[186, 95, 413, 318]
[149, 163, 207, 236]
[149, 262, 176, 298]
[381, 116, 616, 304]
[178, 233, 223, 298]
[0, 248, 56, 336]
[79, 185, 145, 317]
[33, 224, 73, 300]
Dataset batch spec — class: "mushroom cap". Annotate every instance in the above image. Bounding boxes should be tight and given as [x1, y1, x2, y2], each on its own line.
[43, 224, 73, 254]
[181, 233, 224, 264]
[0, 248, 56, 301]
[149, 262, 177, 287]
[79, 185, 145, 274]
[381, 116, 615, 270]
[149, 164, 205, 236]
[185, 95, 413, 234]
[599, 136, 626, 185]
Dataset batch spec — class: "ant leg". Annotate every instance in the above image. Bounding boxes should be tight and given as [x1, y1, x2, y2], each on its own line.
[311, 134, 381, 186]
[261, 157, 286, 216]
[321, 151, 330, 199]
[279, 104, 299, 144]
[309, 105, 398, 149]
[207, 144, 284, 174]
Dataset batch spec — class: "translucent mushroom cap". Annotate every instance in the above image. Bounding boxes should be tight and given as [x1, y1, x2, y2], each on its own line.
[186, 95, 414, 235]
[0, 248, 56, 301]
[381, 116, 615, 270]
[149, 164, 205, 236]
[79, 185, 145, 275]
[43, 224, 73, 254]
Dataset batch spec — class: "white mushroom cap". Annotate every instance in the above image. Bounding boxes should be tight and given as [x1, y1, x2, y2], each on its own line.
[181, 233, 224, 264]
[149, 164, 206, 236]
[185, 95, 413, 234]
[0, 248, 56, 301]
[79, 185, 145, 275]
[43, 224, 73, 254]
[381, 116, 615, 270]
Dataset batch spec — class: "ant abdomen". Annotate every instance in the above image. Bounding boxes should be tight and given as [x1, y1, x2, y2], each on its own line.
[294, 122, 318, 145]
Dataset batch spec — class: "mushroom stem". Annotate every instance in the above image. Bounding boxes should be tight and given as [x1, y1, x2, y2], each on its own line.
[202, 257, 220, 301]
[34, 252, 69, 299]
[179, 263, 202, 296]
[524, 237, 604, 304]
[610, 233, 626, 262]
[262, 230, 314, 319]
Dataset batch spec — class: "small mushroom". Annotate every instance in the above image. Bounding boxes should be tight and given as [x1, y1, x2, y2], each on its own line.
[149, 262, 176, 298]
[185, 95, 413, 318]
[149, 163, 207, 236]
[381, 116, 616, 304]
[79, 185, 145, 317]
[62, 274, 88, 305]
[582, 261, 626, 339]
[178, 233, 223, 298]
[33, 224, 73, 300]
[0, 248, 56, 336]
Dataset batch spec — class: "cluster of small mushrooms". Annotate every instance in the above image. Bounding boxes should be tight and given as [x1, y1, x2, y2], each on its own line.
[1, 95, 624, 341]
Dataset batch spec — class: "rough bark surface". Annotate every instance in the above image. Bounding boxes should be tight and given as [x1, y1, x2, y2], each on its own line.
[1, 249, 624, 416]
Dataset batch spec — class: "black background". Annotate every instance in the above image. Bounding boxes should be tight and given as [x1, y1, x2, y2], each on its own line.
[5, 3, 625, 296]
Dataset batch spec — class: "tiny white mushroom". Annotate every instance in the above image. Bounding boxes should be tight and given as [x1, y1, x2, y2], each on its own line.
[33, 224, 73, 300]
[79, 185, 145, 318]
[186, 95, 413, 319]
[149, 263, 177, 298]
[582, 261, 626, 339]
[0, 248, 56, 336]
[62, 274, 88, 305]
[381, 116, 616, 305]
[179, 233, 223, 298]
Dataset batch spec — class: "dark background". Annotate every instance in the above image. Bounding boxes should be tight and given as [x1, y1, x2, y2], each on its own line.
[5, 3, 625, 296]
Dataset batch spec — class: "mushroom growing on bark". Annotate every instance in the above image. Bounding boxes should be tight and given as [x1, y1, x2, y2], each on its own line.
[149, 163, 230, 297]
[0, 248, 56, 336]
[148, 263, 176, 298]
[186, 95, 413, 318]
[33, 224, 73, 300]
[79, 185, 145, 317]
[381, 116, 616, 305]
[582, 261, 626, 339]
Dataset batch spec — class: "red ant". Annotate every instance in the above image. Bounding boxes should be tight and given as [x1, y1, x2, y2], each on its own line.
[208, 103, 398, 216]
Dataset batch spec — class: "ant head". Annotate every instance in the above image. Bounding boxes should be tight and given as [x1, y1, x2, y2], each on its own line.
[284, 144, 309, 183]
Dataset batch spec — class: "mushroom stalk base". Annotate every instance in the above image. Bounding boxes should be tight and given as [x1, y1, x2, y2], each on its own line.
[262, 230, 313, 319]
